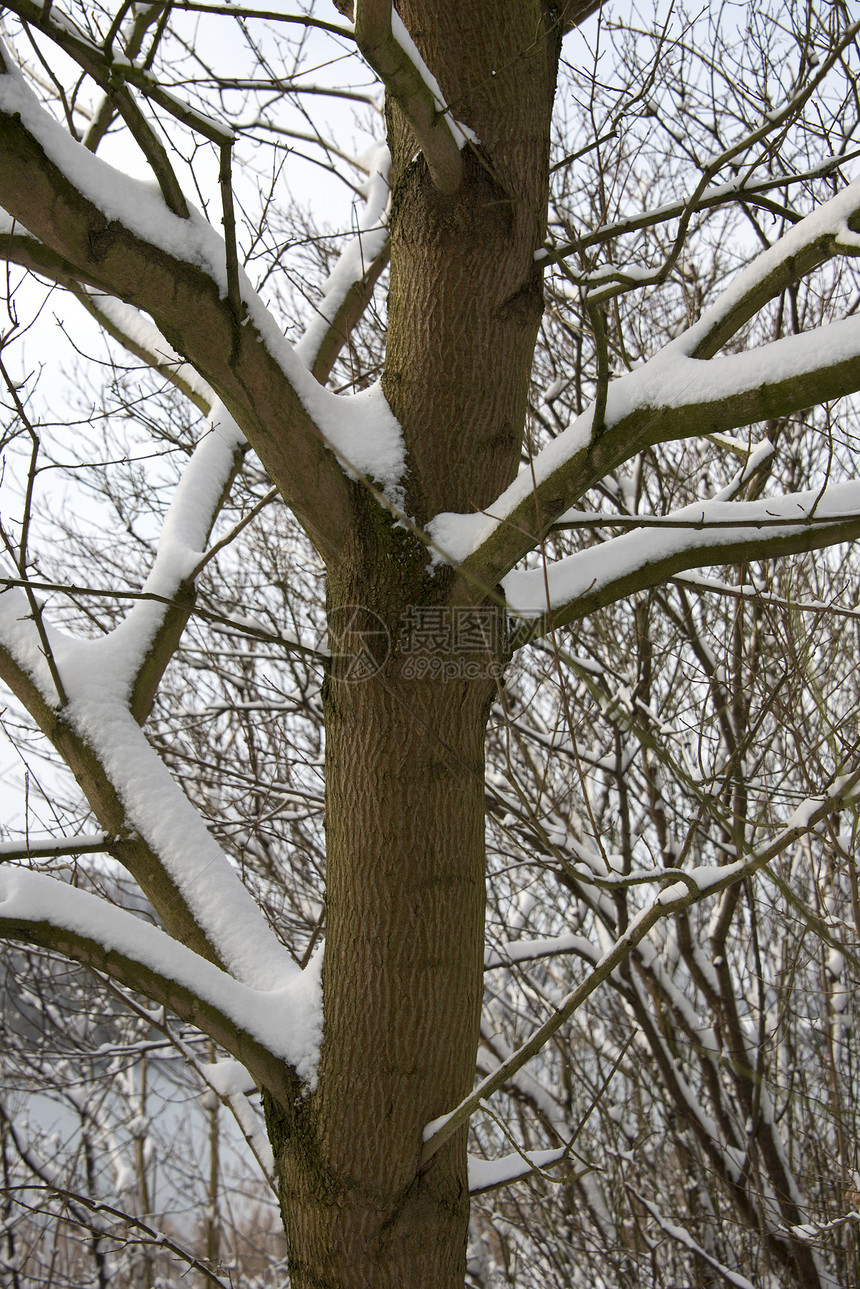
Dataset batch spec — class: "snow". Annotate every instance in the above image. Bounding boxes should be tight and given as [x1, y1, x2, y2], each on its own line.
[485, 931, 598, 969]
[541, 376, 570, 404]
[135, 402, 245, 600]
[310, 378, 406, 505]
[427, 509, 500, 567]
[205, 1059, 275, 1174]
[656, 880, 689, 905]
[502, 479, 860, 618]
[294, 143, 391, 373]
[0, 60, 229, 285]
[712, 438, 774, 502]
[428, 412, 594, 564]
[638, 1195, 757, 1289]
[206, 1058, 256, 1099]
[0, 866, 322, 1082]
[468, 1146, 569, 1193]
[429, 177, 860, 569]
[0, 401, 302, 995]
[0, 831, 106, 857]
[87, 291, 215, 406]
[389, 11, 478, 149]
[676, 178, 860, 354]
[0, 52, 407, 504]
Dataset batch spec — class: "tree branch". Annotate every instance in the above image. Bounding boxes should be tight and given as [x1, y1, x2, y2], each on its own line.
[559, 0, 604, 34]
[0, 571, 296, 988]
[293, 142, 391, 383]
[439, 179, 860, 594]
[353, 0, 464, 194]
[0, 50, 357, 562]
[0, 867, 315, 1100]
[504, 484, 860, 635]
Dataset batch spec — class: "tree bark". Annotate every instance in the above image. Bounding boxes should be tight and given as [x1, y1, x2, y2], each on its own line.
[267, 5, 560, 1284]
[268, 501, 506, 1287]
[384, 0, 560, 523]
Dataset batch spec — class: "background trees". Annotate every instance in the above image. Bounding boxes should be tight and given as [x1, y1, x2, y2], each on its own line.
[2, 1, 860, 1285]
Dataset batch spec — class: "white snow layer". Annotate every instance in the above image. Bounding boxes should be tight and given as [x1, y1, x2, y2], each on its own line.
[468, 1146, 569, 1193]
[0, 52, 406, 501]
[428, 177, 860, 566]
[0, 867, 321, 1082]
[294, 143, 390, 372]
[0, 582, 302, 990]
[502, 480, 860, 617]
[389, 11, 478, 149]
[0, 394, 313, 1001]
[88, 291, 216, 406]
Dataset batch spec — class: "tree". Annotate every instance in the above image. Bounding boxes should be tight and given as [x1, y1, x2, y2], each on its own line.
[1, 0, 860, 1285]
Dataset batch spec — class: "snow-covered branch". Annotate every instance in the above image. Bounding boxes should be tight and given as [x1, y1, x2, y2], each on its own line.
[0, 832, 108, 863]
[0, 592, 299, 986]
[80, 292, 217, 414]
[0, 403, 300, 984]
[0, 867, 320, 1093]
[434, 177, 860, 594]
[0, 42, 402, 561]
[467, 1145, 572, 1195]
[353, 1, 469, 194]
[293, 143, 391, 383]
[503, 482, 860, 632]
[632, 1191, 757, 1289]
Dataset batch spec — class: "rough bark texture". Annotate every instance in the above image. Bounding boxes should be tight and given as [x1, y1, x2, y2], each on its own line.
[268, 492, 506, 1287]
[381, 2, 559, 523]
[268, 4, 560, 1284]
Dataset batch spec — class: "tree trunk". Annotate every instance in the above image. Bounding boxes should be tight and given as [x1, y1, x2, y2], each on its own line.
[267, 5, 560, 1283]
[267, 505, 506, 1287]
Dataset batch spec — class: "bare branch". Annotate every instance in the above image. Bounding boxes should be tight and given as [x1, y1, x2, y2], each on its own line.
[421, 764, 860, 1164]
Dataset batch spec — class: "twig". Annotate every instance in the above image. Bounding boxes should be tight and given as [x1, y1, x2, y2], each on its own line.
[219, 141, 244, 321]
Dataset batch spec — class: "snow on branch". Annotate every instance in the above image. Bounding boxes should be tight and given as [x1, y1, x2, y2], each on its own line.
[0, 866, 321, 1090]
[0, 583, 298, 990]
[119, 404, 245, 647]
[632, 1191, 757, 1289]
[0, 42, 406, 556]
[468, 1146, 572, 1195]
[0, 832, 108, 863]
[503, 481, 860, 631]
[353, 0, 472, 194]
[294, 142, 391, 380]
[81, 292, 216, 413]
[421, 764, 860, 1164]
[680, 173, 860, 361]
[485, 931, 599, 971]
[0, 404, 303, 988]
[433, 178, 860, 594]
